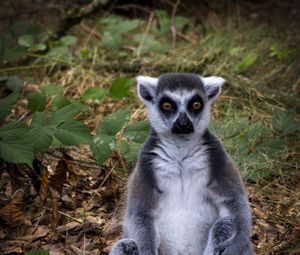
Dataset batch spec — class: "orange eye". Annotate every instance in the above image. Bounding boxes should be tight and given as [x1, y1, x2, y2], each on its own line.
[192, 102, 202, 110]
[162, 102, 172, 111]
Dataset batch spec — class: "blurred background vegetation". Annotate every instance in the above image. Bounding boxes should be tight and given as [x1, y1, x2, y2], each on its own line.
[0, 0, 299, 254]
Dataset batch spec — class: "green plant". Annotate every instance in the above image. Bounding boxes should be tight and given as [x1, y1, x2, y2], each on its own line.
[210, 110, 299, 181]
[26, 249, 49, 255]
[100, 15, 141, 49]
[0, 76, 92, 167]
[269, 44, 291, 60]
[235, 52, 258, 72]
[0, 20, 43, 65]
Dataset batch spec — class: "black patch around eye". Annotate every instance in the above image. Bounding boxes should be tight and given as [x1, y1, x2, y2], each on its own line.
[188, 95, 203, 113]
[159, 96, 177, 115]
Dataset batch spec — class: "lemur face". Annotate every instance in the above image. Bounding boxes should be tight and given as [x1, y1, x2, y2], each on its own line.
[137, 73, 225, 136]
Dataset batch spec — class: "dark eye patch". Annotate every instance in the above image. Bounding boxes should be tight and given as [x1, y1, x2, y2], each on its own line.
[187, 94, 203, 113]
[159, 96, 177, 115]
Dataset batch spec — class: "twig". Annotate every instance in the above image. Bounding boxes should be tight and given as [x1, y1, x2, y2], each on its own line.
[34, 204, 83, 223]
[0, 64, 52, 73]
[177, 30, 195, 43]
[80, 20, 102, 39]
[136, 12, 154, 59]
[86, 165, 115, 207]
[45, 151, 101, 170]
[33, 208, 46, 232]
[116, 149, 127, 174]
[26, 53, 76, 67]
[170, 0, 181, 48]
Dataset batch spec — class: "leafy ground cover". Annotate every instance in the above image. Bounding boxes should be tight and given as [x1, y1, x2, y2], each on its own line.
[0, 1, 299, 254]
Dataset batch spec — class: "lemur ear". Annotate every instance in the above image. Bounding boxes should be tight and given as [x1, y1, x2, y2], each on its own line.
[200, 76, 226, 101]
[136, 76, 158, 104]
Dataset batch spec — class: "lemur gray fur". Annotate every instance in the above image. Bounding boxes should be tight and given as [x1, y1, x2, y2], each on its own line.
[109, 73, 253, 255]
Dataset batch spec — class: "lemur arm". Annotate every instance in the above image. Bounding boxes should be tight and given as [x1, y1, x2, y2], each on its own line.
[109, 168, 159, 255]
[213, 196, 253, 255]
[204, 131, 253, 255]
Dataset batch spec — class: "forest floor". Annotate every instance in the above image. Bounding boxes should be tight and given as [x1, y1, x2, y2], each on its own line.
[0, 1, 299, 255]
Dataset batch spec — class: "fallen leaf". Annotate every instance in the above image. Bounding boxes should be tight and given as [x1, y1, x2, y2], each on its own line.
[0, 193, 24, 225]
[19, 225, 50, 241]
[56, 222, 80, 233]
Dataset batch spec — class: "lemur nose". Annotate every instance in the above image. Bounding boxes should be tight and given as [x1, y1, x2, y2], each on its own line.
[172, 112, 194, 134]
[177, 113, 190, 128]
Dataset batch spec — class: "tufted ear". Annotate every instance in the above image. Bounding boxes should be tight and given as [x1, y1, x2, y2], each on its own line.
[136, 76, 158, 104]
[200, 76, 226, 102]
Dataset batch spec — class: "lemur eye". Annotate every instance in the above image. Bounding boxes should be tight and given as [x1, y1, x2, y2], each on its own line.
[162, 102, 172, 111]
[192, 102, 202, 110]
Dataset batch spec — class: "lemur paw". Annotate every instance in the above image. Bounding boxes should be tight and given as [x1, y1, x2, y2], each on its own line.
[109, 239, 139, 255]
[212, 217, 234, 245]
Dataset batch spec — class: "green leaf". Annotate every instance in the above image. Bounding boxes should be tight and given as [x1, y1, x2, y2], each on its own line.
[6, 76, 23, 93]
[52, 96, 71, 110]
[133, 34, 170, 54]
[3, 46, 27, 63]
[60, 36, 77, 46]
[0, 140, 34, 166]
[31, 111, 50, 125]
[174, 16, 189, 30]
[91, 134, 116, 165]
[236, 52, 258, 72]
[0, 92, 18, 121]
[25, 126, 55, 152]
[49, 104, 82, 126]
[55, 120, 92, 145]
[269, 44, 290, 60]
[27, 92, 47, 112]
[47, 46, 72, 59]
[124, 120, 150, 143]
[41, 84, 64, 95]
[257, 139, 286, 158]
[0, 121, 29, 139]
[100, 15, 140, 34]
[245, 166, 274, 182]
[18, 34, 34, 48]
[245, 122, 272, 145]
[26, 249, 49, 255]
[26, 112, 55, 151]
[32, 43, 47, 51]
[0, 121, 33, 166]
[272, 110, 300, 135]
[228, 47, 244, 56]
[97, 108, 131, 136]
[109, 78, 134, 99]
[117, 19, 141, 33]
[81, 87, 106, 101]
[209, 118, 249, 140]
[101, 31, 123, 49]
[92, 107, 131, 165]
[118, 140, 142, 162]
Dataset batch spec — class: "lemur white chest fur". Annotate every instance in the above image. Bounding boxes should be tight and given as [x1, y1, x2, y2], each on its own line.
[152, 137, 218, 255]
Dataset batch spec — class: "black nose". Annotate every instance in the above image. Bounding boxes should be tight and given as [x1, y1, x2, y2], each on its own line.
[172, 112, 194, 134]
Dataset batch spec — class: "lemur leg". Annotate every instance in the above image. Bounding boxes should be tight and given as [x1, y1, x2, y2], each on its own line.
[109, 239, 139, 255]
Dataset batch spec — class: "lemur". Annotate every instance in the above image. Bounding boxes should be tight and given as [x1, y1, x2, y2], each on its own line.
[109, 73, 253, 255]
